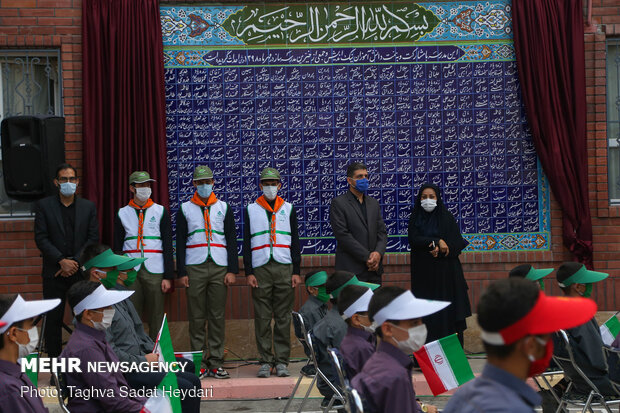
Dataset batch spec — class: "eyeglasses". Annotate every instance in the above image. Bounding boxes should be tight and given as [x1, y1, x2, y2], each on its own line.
[57, 177, 77, 183]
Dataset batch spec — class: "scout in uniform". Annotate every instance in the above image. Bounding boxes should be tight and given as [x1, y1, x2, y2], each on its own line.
[113, 171, 174, 340]
[176, 165, 238, 379]
[243, 167, 301, 378]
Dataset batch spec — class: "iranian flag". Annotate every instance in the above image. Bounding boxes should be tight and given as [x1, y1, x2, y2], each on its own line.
[413, 333, 474, 396]
[174, 351, 202, 376]
[600, 314, 620, 346]
[152, 314, 182, 413]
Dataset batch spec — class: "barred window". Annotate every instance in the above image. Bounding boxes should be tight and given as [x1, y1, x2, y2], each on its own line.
[0, 50, 62, 217]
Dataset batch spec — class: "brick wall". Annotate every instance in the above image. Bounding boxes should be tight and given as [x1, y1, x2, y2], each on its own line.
[0, 0, 618, 322]
[0, 0, 82, 304]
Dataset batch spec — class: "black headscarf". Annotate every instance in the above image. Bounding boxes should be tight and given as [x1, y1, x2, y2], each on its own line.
[411, 183, 447, 238]
[410, 182, 469, 252]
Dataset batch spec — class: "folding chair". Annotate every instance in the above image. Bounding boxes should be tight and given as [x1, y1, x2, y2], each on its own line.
[327, 348, 371, 413]
[552, 330, 620, 413]
[602, 345, 620, 395]
[306, 332, 345, 413]
[52, 371, 70, 413]
[282, 312, 318, 413]
[349, 389, 364, 413]
[532, 366, 566, 411]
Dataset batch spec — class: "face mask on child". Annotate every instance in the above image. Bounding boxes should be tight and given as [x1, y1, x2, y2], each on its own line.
[390, 323, 427, 354]
[15, 326, 38, 358]
[527, 337, 554, 377]
[315, 286, 330, 303]
[91, 308, 115, 331]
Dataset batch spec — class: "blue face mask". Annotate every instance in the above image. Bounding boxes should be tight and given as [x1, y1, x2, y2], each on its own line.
[59, 182, 76, 196]
[355, 178, 369, 193]
[197, 184, 213, 198]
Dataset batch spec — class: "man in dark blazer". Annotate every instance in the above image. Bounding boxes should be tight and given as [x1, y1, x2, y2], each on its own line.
[34, 163, 99, 357]
[330, 162, 387, 284]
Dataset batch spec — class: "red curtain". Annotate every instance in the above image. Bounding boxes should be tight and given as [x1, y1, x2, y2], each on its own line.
[82, 0, 169, 245]
[512, 0, 593, 266]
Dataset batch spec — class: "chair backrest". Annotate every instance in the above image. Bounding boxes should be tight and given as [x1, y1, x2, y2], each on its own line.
[602, 345, 620, 393]
[306, 331, 345, 401]
[553, 329, 605, 395]
[350, 388, 365, 413]
[305, 330, 319, 366]
[328, 347, 348, 388]
[52, 371, 70, 413]
[292, 311, 307, 344]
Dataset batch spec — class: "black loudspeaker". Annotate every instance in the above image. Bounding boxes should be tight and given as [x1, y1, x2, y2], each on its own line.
[1, 115, 65, 202]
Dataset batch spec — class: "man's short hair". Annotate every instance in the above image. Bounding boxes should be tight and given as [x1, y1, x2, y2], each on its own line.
[368, 286, 406, 338]
[325, 270, 357, 305]
[80, 243, 111, 275]
[477, 278, 539, 358]
[508, 264, 531, 278]
[556, 262, 583, 295]
[346, 162, 368, 178]
[55, 163, 77, 178]
[0, 294, 20, 350]
[337, 284, 369, 315]
[67, 280, 100, 322]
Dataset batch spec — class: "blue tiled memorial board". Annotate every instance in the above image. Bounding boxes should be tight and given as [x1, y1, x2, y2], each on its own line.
[161, 1, 551, 254]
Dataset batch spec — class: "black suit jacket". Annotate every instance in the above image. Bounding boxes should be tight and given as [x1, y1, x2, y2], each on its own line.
[34, 195, 100, 278]
[329, 190, 387, 276]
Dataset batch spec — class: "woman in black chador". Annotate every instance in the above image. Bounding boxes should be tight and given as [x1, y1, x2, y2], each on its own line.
[408, 183, 471, 346]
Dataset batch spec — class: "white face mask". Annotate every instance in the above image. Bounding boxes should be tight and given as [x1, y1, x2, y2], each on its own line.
[91, 308, 115, 331]
[420, 198, 437, 212]
[262, 185, 278, 201]
[135, 187, 152, 202]
[362, 322, 377, 334]
[391, 323, 427, 354]
[15, 326, 39, 358]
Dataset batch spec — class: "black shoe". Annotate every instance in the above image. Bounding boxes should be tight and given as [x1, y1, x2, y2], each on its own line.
[301, 364, 316, 377]
[320, 397, 345, 409]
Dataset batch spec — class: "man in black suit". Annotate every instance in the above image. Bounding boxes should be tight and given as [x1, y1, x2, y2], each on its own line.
[34, 163, 99, 357]
[330, 162, 387, 284]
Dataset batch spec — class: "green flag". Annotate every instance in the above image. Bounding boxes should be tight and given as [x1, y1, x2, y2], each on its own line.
[153, 314, 182, 413]
[600, 314, 620, 346]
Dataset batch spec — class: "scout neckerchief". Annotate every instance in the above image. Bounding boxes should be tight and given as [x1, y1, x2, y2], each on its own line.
[191, 191, 218, 241]
[255, 195, 285, 245]
[128, 198, 154, 251]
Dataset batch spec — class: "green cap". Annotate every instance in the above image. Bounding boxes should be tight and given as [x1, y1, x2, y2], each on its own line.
[193, 165, 213, 180]
[83, 249, 133, 271]
[260, 167, 280, 181]
[116, 258, 147, 271]
[557, 262, 608, 287]
[305, 271, 328, 287]
[129, 171, 155, 185]
[330, 275, 379, 299]
[509, 264, 553, 282]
